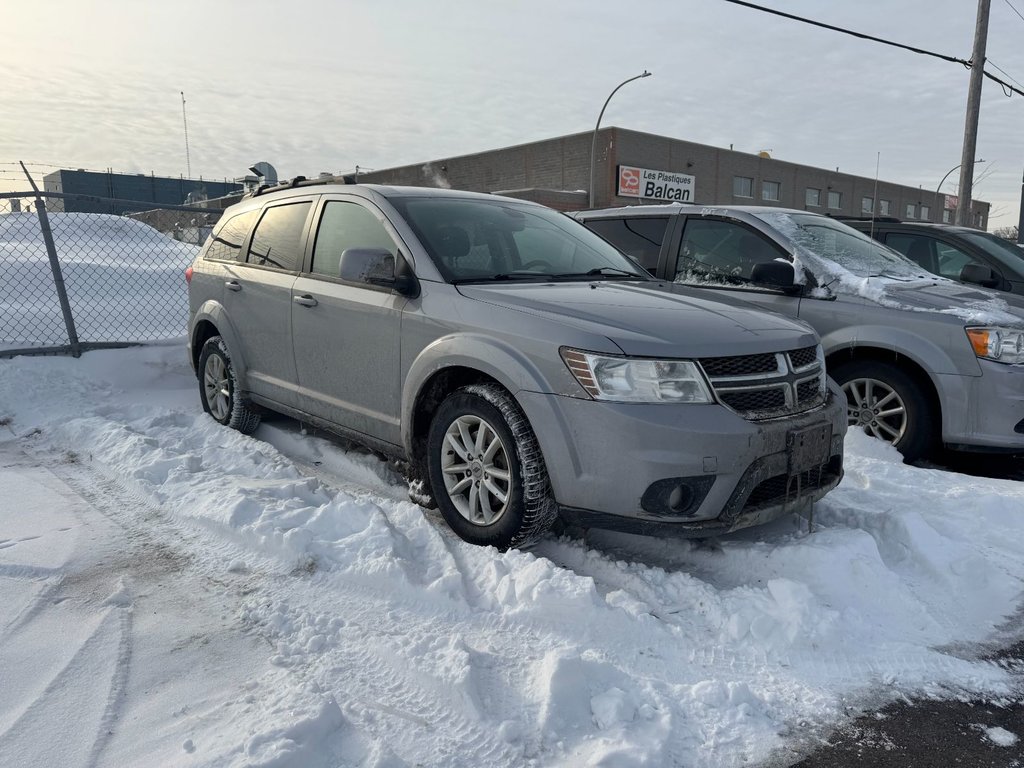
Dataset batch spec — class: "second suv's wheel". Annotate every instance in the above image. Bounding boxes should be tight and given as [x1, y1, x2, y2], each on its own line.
[831, 359, 935, 461]
[198, 336, 261, 435]
[426, 384, 557, 549]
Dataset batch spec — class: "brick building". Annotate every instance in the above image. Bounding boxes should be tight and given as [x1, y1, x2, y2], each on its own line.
[355, 127, 990, 229]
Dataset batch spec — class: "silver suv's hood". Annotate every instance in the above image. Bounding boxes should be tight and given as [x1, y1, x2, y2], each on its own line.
[844, 275, 1024, 325]
[456, 281, 818, 357]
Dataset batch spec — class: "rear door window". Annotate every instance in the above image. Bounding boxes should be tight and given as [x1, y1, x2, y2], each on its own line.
[246, 202, 313, 272]
[584, 217, 668, 271]
[204, 210, 258, 262]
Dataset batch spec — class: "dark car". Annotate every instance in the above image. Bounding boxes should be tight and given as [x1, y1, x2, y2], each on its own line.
[842, 218, 1024, 295]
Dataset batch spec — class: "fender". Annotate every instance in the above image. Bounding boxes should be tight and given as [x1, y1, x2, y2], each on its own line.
[400, 332, 571, 454]
[820, 323, 980, 379]
[189, 301, 251, 388]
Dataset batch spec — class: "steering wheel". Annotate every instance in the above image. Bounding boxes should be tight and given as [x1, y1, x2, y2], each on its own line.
[518, 260, 549, 271]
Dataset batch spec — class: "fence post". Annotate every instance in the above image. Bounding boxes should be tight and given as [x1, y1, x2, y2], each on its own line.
[20, 162, 81, 357]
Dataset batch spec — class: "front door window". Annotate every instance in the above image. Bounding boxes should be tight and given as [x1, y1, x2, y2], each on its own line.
[676, 219, 786, 283]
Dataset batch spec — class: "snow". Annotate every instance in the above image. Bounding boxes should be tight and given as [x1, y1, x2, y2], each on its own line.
[0, 212, 197, 347]
[982, 726, 1019, 747]
[1, 343, 1023, 767]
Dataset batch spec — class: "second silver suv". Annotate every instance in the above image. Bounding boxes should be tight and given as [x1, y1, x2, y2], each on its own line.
[187, 183, 845, 548]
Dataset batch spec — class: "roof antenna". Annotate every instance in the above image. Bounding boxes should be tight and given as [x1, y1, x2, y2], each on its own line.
[181, 91, 192, 179]
[870, 151, 880, 239]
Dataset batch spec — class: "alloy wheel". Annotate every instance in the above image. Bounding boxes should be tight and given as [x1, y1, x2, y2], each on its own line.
[440, 414, 512, 525]
[842, 377, 907, 444]
[203, 354, 231, 421]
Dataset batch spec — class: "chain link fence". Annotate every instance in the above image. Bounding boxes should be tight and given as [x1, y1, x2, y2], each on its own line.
[1, 192, 223, 357]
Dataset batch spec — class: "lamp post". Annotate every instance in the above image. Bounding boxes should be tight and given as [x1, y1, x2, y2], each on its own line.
[935, 159, 983, 223]
[588, 71, 652, 208]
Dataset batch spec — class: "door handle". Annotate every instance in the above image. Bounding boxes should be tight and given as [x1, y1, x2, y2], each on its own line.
[225, 280, 242, 292]
[293, 294, 318, 307]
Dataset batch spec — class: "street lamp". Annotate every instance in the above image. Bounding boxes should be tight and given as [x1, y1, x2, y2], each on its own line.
[935, 159, 984, 222]
[588, 71, 652, 207]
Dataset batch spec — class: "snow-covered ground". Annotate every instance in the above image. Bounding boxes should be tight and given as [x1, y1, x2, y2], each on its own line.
[1, 343, 1022, 767]
[0, 212, 196, 347]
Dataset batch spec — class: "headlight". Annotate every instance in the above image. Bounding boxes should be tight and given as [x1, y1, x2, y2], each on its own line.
[966, 327, 1024, 365]
[560, 348, 714, 403]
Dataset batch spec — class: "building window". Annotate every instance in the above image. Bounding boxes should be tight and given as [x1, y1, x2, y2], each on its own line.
[943, 209, 952, 223]
[733, 176, 753, 198]
[861, 196, 874, 214]
[762, 181, 780, 201]
[828, 190, 842, 209]
[920, 204, 930, 221]
[879, 199, 891, 216]
[805, 188, 821, 207]
[975, 212, 984, 228]
[905, 203, 916, 219]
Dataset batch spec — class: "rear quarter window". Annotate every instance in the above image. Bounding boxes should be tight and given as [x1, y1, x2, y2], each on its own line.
[203, 210, 258, 262]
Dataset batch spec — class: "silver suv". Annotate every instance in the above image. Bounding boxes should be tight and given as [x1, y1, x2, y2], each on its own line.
[577, 204, 1024, 460]
[187, 183, 845, 548]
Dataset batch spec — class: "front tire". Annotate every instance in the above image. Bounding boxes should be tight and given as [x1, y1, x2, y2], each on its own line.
[198, 336, 261, 435]
[426, 384, 557, 549]
[832, 359, 935, 461]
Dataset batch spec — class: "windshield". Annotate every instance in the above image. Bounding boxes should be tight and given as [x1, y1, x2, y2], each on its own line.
[959, 231, 1024, 271]
[754, 212, 928, 278]
[389, 197, 650, 283]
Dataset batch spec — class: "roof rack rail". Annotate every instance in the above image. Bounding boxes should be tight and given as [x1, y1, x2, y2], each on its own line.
[248, 174, 351, 198]
[830, 214, 902, 223]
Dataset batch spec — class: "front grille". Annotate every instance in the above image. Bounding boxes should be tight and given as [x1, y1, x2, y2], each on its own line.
[744, 457, 841, 510]
[788, 346, 818, 370]
[796, 378, 821, 404]
[699, 352, 779, 378]
[699, 346, 825, 421]
[719, 388, 786, 412]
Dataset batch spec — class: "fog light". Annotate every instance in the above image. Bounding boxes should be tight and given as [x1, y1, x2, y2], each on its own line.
[667, 484, 694, 514]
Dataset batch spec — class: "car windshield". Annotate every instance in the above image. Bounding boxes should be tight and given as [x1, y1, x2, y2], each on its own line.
[389, 197, 650, 283]
[958, 231, 1024, 271]
[754, 212, 927, 279]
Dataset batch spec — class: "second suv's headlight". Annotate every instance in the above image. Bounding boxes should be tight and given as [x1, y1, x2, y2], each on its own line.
[966, 327, 1024, 365]
[560, 348, 714, 403]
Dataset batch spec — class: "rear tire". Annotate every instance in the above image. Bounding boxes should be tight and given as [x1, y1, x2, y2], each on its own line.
[831, 359, 935, 461]
[426, 384, 557, 549]
[198, 336, 261, 435]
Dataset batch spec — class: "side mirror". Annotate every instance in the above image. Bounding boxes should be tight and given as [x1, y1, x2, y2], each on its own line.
[339, 248, 419, 296]
[959, 263, 1000, 288]
[750, 260, 798, 292]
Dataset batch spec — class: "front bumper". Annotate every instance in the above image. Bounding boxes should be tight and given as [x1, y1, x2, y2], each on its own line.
[937, 360, 1024, 451]
[516, 383, 847, 537]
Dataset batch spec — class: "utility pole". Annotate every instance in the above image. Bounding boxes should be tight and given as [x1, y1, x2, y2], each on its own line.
[1017, 168, 1024, 243]
[955, 0, 990, 227]
[181, 91, 192, 179]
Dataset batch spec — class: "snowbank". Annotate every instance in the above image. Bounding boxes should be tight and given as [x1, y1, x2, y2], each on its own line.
[1, 344, 1022, 766]
[0, 212, 197, 346]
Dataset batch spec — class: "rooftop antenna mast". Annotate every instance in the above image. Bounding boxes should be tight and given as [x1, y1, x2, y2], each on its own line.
[181, 91, 192, 179]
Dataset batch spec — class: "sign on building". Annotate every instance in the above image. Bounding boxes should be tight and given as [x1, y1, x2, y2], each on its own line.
[944, 194, 959, 210]
[617, 165, 696, 202]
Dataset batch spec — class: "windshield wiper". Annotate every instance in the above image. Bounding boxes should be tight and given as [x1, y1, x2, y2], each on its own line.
[553, 267, 646, 279]
[453, 271, 554, 284]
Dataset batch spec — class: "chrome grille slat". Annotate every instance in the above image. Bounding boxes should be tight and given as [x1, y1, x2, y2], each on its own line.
[699, 346, 825, 421]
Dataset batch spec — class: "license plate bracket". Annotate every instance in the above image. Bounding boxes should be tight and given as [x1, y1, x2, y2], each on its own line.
[787, 423, 832, 474]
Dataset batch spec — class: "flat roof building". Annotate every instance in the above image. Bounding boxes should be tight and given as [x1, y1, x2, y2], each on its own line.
[354, 127, 990, 229]
[43, 169, 243, 214]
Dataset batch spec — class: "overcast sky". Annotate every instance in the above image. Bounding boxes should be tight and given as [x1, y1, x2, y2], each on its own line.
[3, 0, 1023, 229]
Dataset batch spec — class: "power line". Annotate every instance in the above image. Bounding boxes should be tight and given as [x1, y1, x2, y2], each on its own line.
[1003, 0, 1024, 25]
[718, 0, 970, 66]
[987, 59, 1024, 92]
[719, 0, 1024, 99]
